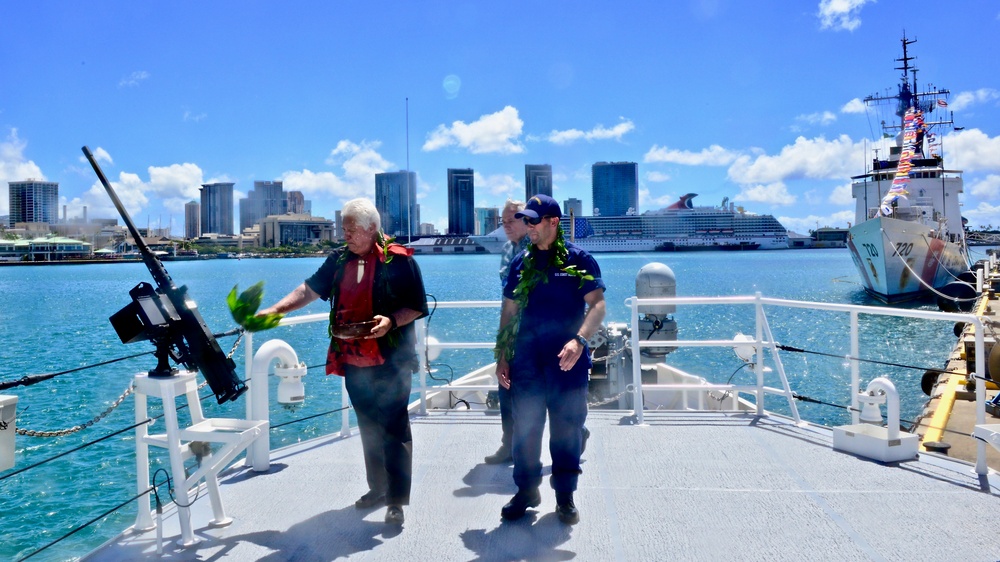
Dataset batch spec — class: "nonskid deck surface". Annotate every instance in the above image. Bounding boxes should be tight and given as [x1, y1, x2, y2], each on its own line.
[87, 411, 1000, 561]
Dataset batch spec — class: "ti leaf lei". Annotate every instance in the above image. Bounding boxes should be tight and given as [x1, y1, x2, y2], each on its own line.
[494, 225, 595, 362]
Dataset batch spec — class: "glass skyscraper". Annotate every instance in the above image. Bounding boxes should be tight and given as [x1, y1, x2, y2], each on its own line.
[524, 164, 553, 200]
[240, 181, 286, 231]
[447, 168, 475, 236]
[8, 180, 58, 226]
[200, 182, 234, 235]
[592, 162, 638, 216]
[185, 200, 200, 239]
[375, 171, 418, 238]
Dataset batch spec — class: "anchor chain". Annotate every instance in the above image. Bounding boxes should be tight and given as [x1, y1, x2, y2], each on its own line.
[16, 383, 136, 437]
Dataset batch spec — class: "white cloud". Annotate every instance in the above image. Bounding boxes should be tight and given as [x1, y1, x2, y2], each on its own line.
[118, 70, 150, 88]
[969, 174, 1000, 199]
[778, 210, 855, 233]
[183, 110, 207, 123]
[639, 188, 678, 209]
[841, 98, 866, 114]
[0, 129, 46, 215]
[727, 134, 863, 184]
[829, 181, 854, 205]
[645, 171, 671, 183]
[64, 161, 206, 221]
[423, 106, 525, 155]
[949, 88, 1000, 112]
[817, 0, 873, 31]
[68, 171, 150, 220]
[962, 201, 1000, 229]
[942, 129, 1000, 172]
[733, 182, 796, 206]
[474, 172, 520, 197]
[644, 144, 741, 166]
[547, 118, 635, 145]
[796, 111, 837, 126]
[281, 139, 394, 203]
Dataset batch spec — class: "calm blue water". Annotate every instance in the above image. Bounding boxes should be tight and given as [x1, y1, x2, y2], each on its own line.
[0, 247, 994, 560]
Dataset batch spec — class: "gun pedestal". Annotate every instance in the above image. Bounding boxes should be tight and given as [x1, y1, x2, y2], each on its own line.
[133, 371, 267, 547]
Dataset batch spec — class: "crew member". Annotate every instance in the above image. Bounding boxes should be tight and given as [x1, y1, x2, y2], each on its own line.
[495, 194, 606, 525]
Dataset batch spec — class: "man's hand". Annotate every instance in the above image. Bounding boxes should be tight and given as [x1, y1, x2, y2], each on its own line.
[496, 357, 511, 389]
[557, 338, 585, 371]
[368, 315, 393, 339]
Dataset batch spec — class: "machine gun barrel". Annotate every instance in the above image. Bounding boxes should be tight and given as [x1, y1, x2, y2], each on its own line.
[82, 146, 246, 404]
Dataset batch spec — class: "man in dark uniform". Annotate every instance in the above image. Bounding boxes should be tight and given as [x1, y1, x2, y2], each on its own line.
[259, 197, 427, 526]
[495, 194, 606, 525]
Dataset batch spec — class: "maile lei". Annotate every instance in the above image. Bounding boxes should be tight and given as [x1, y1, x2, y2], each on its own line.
[494, 225, 594, 362]
[328, 231, 403, 347]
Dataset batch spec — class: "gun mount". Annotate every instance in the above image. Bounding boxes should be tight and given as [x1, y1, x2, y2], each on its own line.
[82, 146, 247, 404]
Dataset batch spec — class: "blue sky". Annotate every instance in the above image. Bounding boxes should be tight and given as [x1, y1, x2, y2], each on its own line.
[2, 0, 999, 236]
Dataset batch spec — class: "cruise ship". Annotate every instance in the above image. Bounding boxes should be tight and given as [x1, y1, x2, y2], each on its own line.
[569, 194, 789, 253]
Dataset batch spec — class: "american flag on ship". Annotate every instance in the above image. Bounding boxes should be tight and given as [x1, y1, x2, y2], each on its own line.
[937, 99, 948, 108]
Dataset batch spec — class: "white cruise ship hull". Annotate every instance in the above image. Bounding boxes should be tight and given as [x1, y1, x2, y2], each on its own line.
[572, 234, 787, 253]
[847, 217, 967, 302]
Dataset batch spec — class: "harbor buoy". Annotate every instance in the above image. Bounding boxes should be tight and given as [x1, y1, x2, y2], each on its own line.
[936, 281, 976, 312]
[921, 370, 942, 396]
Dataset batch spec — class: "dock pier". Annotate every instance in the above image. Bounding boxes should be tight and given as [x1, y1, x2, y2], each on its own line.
[915, 251, 1000, 469]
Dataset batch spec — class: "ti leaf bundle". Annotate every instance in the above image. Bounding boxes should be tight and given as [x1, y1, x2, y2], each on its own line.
[227, 281, 284, 332]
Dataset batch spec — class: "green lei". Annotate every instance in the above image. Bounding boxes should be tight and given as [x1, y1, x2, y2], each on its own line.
[494, 225, 594, 362]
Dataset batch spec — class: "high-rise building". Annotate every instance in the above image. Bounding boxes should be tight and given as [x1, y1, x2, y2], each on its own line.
[184, 201, 200, 239]
[525, 164, 553, 200]
[8, 180, 58, 226]
[447, 168, 475, 236]
[200, 182, 234, 235]
[287, 191, 306, 215]
[475, 207, 500, 235]
[240, 181, 287, 231]
[375, 171, 418, 239]
[592, 162, 638, 216]
[563, 197, 583, 218]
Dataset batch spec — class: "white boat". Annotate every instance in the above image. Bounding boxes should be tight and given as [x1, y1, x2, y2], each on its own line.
[847, 36, 971, 303]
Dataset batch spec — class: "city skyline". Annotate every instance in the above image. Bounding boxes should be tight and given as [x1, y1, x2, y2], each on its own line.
[2, 2, 999, 236]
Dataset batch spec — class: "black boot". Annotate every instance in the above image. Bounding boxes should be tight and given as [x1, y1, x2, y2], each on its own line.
[555, 492, 579, 524]
[484, 443, 513, 464]
[500, 488, 541, 520]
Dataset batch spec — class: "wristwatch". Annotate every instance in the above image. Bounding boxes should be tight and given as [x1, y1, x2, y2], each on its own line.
[573, 334, 588, 347]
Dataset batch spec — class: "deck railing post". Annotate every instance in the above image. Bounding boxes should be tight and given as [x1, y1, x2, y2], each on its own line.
[974, 317, 987, 475]
[850, 311, 860, 425]
[628, 297, 644, 424]
[754, 293, 765, 416]
[416, 318, 428, 415]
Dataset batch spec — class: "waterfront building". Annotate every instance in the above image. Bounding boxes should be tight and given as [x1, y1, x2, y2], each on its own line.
[592, 162, 638, 216]
[258, 214, 335, 248]
[475, 207, 500, 235]
[8, 180, 58, 227]
[185, 201, 200, 239]
[200, 182, 234, 235]
[240, 181, 287, 232]
[447, 168, 475, 236]
[375, 171, 418, 239]
[524, 164, 553, 199]
[0, 236, 92, 261]
[564, 198, 583, 218]
[418, 222, 436, 236]
[335, 210, 343, 240]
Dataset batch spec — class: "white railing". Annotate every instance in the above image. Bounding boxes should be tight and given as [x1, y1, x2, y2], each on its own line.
[243, 295, 989, 474]
[625, 293, 987, 473]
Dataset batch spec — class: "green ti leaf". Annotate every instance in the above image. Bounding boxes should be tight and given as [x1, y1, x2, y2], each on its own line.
[227, 281, 284, 332]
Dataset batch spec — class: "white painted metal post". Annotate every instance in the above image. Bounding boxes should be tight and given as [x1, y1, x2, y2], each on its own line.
[850, 311, 860, 425]
[133, 385, 155, 532]
[416, 318, 428, 415]
[973, 318, 988, 475]
[754, 293, 765, 416]
[628, 297, 644, 424]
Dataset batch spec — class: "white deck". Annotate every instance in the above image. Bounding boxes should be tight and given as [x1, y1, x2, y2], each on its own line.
[86, 410, 1000, 562]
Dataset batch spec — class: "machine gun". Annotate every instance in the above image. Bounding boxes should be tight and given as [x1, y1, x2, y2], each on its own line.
[82, 146, 247, 404]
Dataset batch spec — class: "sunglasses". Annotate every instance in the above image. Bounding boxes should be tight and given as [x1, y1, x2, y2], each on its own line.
[522, 215, 552, 226]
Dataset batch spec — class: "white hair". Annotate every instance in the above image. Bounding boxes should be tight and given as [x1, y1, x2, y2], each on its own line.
[341, 198, 381, 231]
[503, 199, 525, 213]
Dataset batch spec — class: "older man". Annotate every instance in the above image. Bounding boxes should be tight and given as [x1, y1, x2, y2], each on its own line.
[259, 197, 428, 526]
[485, 199, 530, 464]
[495, 194, 606, 525]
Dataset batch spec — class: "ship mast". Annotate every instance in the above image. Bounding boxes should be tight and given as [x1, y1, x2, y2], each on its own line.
[864, 35, 952, 135]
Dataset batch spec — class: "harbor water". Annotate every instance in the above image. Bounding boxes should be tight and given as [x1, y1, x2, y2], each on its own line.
[0, 247, 994, 560]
